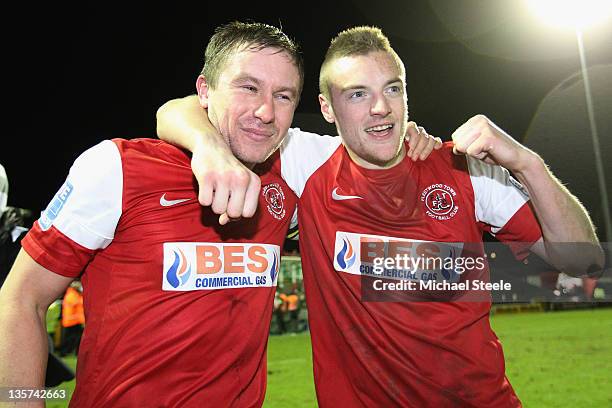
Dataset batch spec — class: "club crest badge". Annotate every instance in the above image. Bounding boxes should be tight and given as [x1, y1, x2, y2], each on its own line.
[263, 183, 286, 220]
[421, 183, 459, 220]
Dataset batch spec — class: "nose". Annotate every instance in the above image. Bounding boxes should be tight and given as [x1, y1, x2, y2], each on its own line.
[254, 94, 275, 124]
[370, 94, 391, 117]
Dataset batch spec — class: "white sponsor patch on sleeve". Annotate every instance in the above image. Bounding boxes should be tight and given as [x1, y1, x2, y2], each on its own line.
[39, 181, 74, 231]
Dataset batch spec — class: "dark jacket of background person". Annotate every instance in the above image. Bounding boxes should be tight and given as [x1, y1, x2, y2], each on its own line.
[0, 163, 74, 386]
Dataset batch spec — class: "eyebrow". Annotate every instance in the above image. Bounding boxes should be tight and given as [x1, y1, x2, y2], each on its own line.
[340, 78, 404, 94]
[232, 75, 298, 98]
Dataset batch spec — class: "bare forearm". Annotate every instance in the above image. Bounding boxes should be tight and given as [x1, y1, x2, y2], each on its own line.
[0, 250, 72, 405]
[514, 154, 598, 243]
[513, 153, 604, 273]
[156, 95, 229, 153]
[0, 303, 49, 394]
[155, 95, 262, 220]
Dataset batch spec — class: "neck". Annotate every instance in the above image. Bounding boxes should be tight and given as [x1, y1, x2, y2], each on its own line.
[345, 144, 406, 170]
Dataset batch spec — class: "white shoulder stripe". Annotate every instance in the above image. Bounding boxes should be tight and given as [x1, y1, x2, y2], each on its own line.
[467, 156, 530, 235]
[42, 140, 123, 250]
[280, 128, 342, 198]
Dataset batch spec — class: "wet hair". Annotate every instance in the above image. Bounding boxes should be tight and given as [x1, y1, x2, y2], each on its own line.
[202, 21, 304, 96]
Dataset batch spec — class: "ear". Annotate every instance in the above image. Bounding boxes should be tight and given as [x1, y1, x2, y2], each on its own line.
[319, 94, 335, 124]
[196, 75, 211, 109]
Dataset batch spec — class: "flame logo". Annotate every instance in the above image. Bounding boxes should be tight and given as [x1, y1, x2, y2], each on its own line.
[336, 237, 356, 269]
[269, 252, 279, 283]
[166, 249, 192, 288]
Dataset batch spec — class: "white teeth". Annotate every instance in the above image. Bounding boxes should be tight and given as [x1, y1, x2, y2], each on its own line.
[365, 124, 393, 132]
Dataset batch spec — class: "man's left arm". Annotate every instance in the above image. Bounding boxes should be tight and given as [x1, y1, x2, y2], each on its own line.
[453, 114, 604, 277]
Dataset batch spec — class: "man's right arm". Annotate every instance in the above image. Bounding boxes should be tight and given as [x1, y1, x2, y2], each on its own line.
[156, 95, 260, 224]
[157, 95, 443, 223]
[0, 249, 72, 392]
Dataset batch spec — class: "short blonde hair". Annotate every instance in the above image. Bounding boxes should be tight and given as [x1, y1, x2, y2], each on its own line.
[319, 26, 405, 99]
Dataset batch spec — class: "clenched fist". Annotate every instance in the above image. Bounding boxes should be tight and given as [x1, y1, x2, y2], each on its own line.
[451, 115, 537, 173]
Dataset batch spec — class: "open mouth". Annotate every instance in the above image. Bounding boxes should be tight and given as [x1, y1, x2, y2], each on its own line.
[365, 124, 393, 132]
[365, 123, 394, 137]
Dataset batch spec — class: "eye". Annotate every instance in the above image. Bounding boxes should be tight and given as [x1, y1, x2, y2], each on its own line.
[242, 85, 258, 93]
[350, 90, 366, 99]
[275, 94, 292, 102]
[386, 85, 402, 95]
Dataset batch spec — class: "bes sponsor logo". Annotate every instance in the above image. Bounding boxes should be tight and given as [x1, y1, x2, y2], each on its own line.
[263, 183, 286, 220]
[420, 183, 459, 220]
[163, 242, 280, 291]
[39, 181, 74, 231]
[334, 231, 475, 283]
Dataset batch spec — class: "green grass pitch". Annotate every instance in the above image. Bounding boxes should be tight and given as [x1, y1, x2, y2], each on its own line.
[47, 308, 612, 407]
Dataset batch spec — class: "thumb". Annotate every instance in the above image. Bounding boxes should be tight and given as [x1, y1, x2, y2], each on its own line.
[219, 213, 230, 225]
[452, 143, 463, 156]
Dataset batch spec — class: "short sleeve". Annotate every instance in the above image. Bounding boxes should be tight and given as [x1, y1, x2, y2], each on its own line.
[467, 156, 542, 258]
[37, 139, 123, 249]
[22, 140, 123, 276]
[280, 128, 341, 198]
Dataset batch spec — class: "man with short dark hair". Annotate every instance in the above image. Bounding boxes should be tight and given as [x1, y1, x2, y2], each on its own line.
[0, 21, 302, 407]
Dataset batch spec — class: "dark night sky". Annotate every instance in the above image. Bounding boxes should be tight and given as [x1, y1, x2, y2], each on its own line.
[3, 1, 611, 238]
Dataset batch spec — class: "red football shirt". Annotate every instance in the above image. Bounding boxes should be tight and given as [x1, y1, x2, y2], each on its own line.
[280, 129, 542, 407]
[23, 138, 297, 407]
